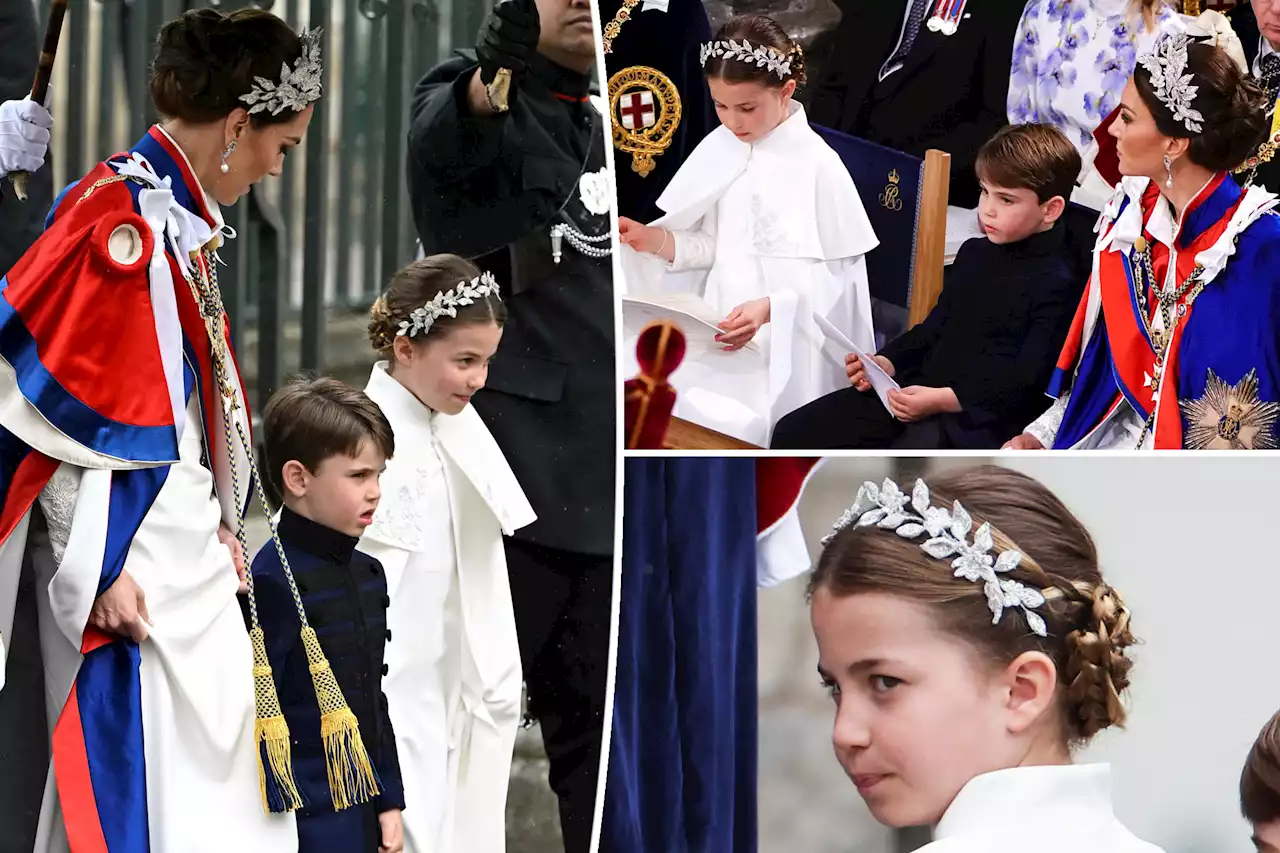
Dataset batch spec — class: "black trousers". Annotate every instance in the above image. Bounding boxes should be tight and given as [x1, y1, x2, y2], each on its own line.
[770, 386, 947, 449]
[506, 537, 612, 853]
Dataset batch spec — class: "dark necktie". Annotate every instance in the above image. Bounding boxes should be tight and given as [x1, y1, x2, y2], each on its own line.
[1260, 53, 1280, 113]
[882, 0, 933, 73]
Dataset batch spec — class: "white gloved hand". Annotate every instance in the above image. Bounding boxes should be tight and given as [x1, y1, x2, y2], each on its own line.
[0, 97, 53, 176]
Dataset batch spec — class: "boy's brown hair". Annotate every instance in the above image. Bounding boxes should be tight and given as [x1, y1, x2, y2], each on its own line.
[975, 123, 1083, 205]
[1242, 710, 1280, 825]
[262, 376, 395, 497]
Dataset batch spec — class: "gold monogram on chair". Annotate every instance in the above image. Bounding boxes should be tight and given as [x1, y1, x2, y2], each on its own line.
[879, 169, 904, 211]
[608, 66, 682, 178]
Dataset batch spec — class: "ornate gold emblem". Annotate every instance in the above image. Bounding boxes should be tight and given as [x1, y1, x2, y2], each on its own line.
[879, 169, 904, 211]
[608, 66, 682, 178]
[601, 0, 642, 54]
[1180, 368, 1280, 449]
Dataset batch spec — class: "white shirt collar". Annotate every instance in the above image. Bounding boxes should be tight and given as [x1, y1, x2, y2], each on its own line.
[752, 102, 808, 152]
[367, 361, 439, 428]
[155, 124, 226, 231]
[935, 764, 1115, 840]
[640, 0, 669, 10]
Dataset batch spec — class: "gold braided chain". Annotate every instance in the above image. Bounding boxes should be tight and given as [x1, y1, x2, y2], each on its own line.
[601, 0, 642, 54]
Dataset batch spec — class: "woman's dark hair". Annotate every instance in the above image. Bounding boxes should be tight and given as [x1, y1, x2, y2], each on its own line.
[1133, 38, 1269, 171]
[702, 14, 807, 88]
[150, 8, 306, 126]
[368, 254, 507, 356]
[810, 466, 1137, 745]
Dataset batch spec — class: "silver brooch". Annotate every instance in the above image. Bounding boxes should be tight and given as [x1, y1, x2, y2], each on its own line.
[396, 271, 501, 338]
[823, 478, 1048, 637]
[240, 27, 324, 117]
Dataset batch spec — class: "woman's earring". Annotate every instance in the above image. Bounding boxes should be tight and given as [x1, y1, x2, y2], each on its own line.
[1163, 154, 1174, 189]
[220, 140, 236, 175]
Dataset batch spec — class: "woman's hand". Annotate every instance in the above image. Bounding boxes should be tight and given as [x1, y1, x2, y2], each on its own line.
[846, 353, 895, 391]
[617, 217, 670, 256]
[716, 298, 770, 350]
[1002, 433, 1046, 451]
[219, 523, 248, 593]
[89, 571, 151, 642]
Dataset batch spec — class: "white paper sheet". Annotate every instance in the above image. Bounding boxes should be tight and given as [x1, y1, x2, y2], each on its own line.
[622, 293, 763, 355]
[812, 312, 900, 415]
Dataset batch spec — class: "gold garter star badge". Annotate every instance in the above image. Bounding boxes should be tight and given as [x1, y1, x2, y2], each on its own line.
[608, 66, 682, 178]
[1180, 368, 1280, 449]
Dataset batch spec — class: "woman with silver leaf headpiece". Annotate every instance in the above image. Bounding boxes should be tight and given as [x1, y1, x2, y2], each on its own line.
[1007, 31, 1280, 451]
[0, 8, 325, 851]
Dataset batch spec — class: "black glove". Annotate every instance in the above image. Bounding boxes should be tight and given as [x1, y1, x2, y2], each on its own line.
[476, 0, 542, 86]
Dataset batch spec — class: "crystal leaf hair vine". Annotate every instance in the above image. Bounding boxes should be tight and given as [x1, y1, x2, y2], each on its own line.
[240, 27, 324, 116]
[1136, 32, 1204, 134]
[823, 478, 1049, 637]
[397, 271, 501, 339]
[699, 39, 793, 80]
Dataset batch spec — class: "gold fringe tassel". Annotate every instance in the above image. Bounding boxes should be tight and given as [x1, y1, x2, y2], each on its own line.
[250, 627, 304, 813]
[301, 626, 381, 811]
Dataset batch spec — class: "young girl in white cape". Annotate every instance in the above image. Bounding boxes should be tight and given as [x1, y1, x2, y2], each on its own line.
[358, 255, 535, 853]
[618, 13, 877, 445]
[809, 466, 1160, 853]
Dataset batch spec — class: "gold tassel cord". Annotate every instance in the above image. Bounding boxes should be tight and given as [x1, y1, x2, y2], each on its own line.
[303, 627, 382, 810]
[252, 627, 304, 812]
[185, 246, 375, 815]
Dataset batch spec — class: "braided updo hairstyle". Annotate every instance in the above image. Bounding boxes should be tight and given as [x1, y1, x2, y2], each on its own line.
[1242, 710, 1280, 826]
[368, 254, 506, 358]
[702, 14, 807, 89]
[810, 465, 1136, 744]
[150, 8, 306, 126]
[1133, 38, 1269, 172]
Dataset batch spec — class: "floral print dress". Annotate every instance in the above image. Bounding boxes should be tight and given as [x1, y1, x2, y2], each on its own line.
[1009, 0, 1183, 153]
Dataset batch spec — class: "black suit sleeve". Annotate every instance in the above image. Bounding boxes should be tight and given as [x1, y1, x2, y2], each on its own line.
[879, 260, 959, 376]
[949, 272, 1077, 425]
[407, 59, 512, 185]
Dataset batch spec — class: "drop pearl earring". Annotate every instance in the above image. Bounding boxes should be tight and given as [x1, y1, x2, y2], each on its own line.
[1163, 154, 1174, 189]
[220, 140, 237, 175]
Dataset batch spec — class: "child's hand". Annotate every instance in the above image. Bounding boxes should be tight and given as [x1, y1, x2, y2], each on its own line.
[218, 523, 247, 593]
[846, 353, 895, 391]
[378, 809, 404, 853]
[886, 386, 956, 422]
[716, 298, 770, 349]
[617, 217, 667, 256]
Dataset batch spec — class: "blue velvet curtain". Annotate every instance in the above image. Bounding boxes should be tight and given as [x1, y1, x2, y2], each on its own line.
[602, 458, 759, 853]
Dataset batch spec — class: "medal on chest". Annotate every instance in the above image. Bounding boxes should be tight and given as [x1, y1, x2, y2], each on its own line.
[926, 0, 968, 36]
[608, 66, 682, 178]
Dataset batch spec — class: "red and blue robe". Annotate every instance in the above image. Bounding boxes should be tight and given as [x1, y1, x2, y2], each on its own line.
[0, 126, 251, 851]
[1047, 173, 1280, 449]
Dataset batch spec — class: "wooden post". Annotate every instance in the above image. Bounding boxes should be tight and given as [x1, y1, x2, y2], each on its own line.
[908, 148, 951, 327]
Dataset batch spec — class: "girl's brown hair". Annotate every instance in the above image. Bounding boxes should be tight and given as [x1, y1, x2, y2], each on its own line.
[1133, 38, 1269, 172]
[702, 14, 807, 89]
[809, 465, 1136, 743]
[367, 254, 506, 357]
[1242, 710, 1280, 825]
[151, 8, 307, 126]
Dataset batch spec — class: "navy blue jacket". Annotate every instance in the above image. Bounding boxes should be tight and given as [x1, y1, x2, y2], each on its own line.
[246, 506, 405, 852]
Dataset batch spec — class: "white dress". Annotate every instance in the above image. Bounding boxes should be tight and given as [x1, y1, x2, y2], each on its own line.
[620, 102, 878, 444]
[30, 396, 296, 852]
[359, 362, 535, 853]
[921, 764, 1163, 852]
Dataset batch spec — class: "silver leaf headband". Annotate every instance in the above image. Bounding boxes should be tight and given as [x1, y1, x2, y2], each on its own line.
[239, 27, 323, 116]
[396, 271, 501, 339]
[699, 39, 793, 80]
[1136, 32, 1204, 134]
[822, 478, 1049, 637]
